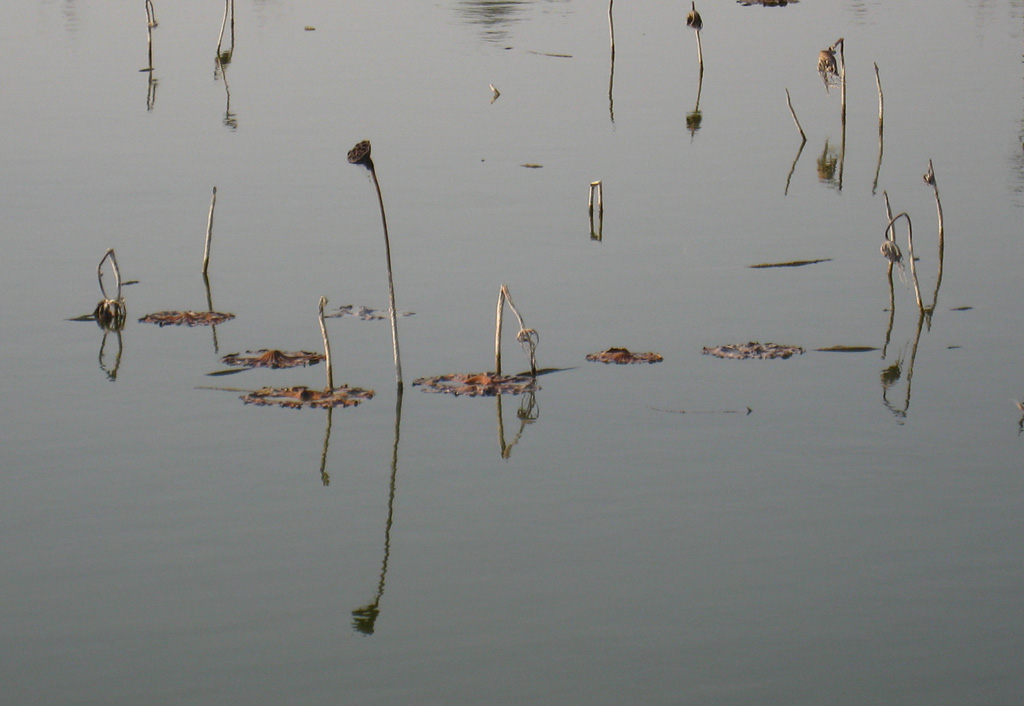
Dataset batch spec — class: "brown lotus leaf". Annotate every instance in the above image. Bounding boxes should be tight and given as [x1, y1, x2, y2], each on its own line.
[221, 349, 324, 369]
[738, 0, 797, 6]
[412, 372, 538, 397]
[140, 310, 235, 327]
[586, 347, 663, 364]
[241, 385, 375, 409]
[702, 342, 805, 360]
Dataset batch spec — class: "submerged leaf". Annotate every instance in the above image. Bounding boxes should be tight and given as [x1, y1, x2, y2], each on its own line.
[702, 342, 804, 360]
[412, 372, 538, 397]
[324, 305, 414, 321]
[140, 310, 234, 327]
[221, 349, 324, 369]
[586, 348, 663, 364]
[241, 385, 374, 409]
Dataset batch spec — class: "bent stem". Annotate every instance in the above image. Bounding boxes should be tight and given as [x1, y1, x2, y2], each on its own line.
[495, 284, 538, 377]
[873, 63, 884, 193]
[887, 212, 922, 311]
[97, 248, 123, 301]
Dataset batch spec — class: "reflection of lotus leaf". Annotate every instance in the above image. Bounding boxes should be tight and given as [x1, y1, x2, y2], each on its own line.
[413, 373, 538, 397]
[702, 342, 804, 360]
[140, 310, 235, 327]
[221, 349, 324, 369]
[586, 348, 663, 364]
[241, 386, 374, 409]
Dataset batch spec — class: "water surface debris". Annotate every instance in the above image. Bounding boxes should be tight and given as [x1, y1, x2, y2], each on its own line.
[586, 348, 663, 364]
[413, 372, 538, 397]
[521, 164, 543, 169]
[325, 305, 414, 320]
[702, 342, 804, 359]
[748, 258, 831, 268]
[139, 310, 235, 327]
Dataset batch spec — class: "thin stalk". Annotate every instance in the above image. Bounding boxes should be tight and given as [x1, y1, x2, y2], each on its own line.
[608, 0, 616, 123]
[216, 0, 229, 57]
[495, 287, 505, 376]
[925, 160, 945, 315]
[873, 63, 884, 193]
[785, 88, 806, 143]
[319, 296, 334, 390]
[369, 167, 403, 387]
[348, 141, 403, 388]
[202, 186, 217, 275]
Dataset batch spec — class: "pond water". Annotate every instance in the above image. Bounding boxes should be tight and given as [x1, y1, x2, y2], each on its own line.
[3, 0, 1024, 703]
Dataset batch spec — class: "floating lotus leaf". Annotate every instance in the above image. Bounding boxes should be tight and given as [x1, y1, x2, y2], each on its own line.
[221, 349, 324, 369]
[140, 310, 235, 327]
[586, 348, 663, 364]
[241, 385, 374, 409]
[325, 305, 415, 321]
[412, 372, 538, 397]
[738, 0, 797, 6]
[702, 342, 804, 360]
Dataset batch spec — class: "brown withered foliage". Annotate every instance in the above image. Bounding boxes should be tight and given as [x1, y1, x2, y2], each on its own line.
[702, 342, 804, 360]
[586, 348, 664, 364]
[413, 372, 538, 397]
[139, 310, 235, 327]
[221, 349, 324, 369]
[241, 385, 375, 409]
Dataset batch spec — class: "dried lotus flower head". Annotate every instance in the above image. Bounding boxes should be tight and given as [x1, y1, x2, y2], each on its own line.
[347, 140, 372, 167]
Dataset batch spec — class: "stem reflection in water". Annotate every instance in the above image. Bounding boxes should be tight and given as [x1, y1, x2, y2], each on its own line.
[352, 389, 403, 635]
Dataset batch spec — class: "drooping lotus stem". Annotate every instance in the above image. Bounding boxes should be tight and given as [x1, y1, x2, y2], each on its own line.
[319, 296, 334, 391]
[886, 213, 922, 311]
[686, 2, 703, 73]
[348, 140, 403, 388]
[202, 186, 217, 275]
[495, 285, 538, 377]
[95, 248, 127, 331]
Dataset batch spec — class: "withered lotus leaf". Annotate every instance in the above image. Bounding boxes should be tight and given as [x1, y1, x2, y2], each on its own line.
[412, 372, 538, 397]
[702, 342, 805, 360]
[586, 348, 663, 364]
[221, 349, 324, 369]
[241, 385, 375, 409]
[140, 310, 235, 327]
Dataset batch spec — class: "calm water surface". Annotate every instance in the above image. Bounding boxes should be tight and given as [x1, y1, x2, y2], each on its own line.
[3, 1, 1024, 704]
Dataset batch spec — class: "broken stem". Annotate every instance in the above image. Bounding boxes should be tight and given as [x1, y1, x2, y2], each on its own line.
[785, 88, 806, 143]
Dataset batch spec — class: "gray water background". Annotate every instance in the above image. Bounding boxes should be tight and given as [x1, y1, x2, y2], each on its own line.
[3, 1, 1024, 703]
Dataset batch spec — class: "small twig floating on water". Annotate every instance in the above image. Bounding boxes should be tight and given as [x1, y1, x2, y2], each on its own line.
[748, 258, 831, 268]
